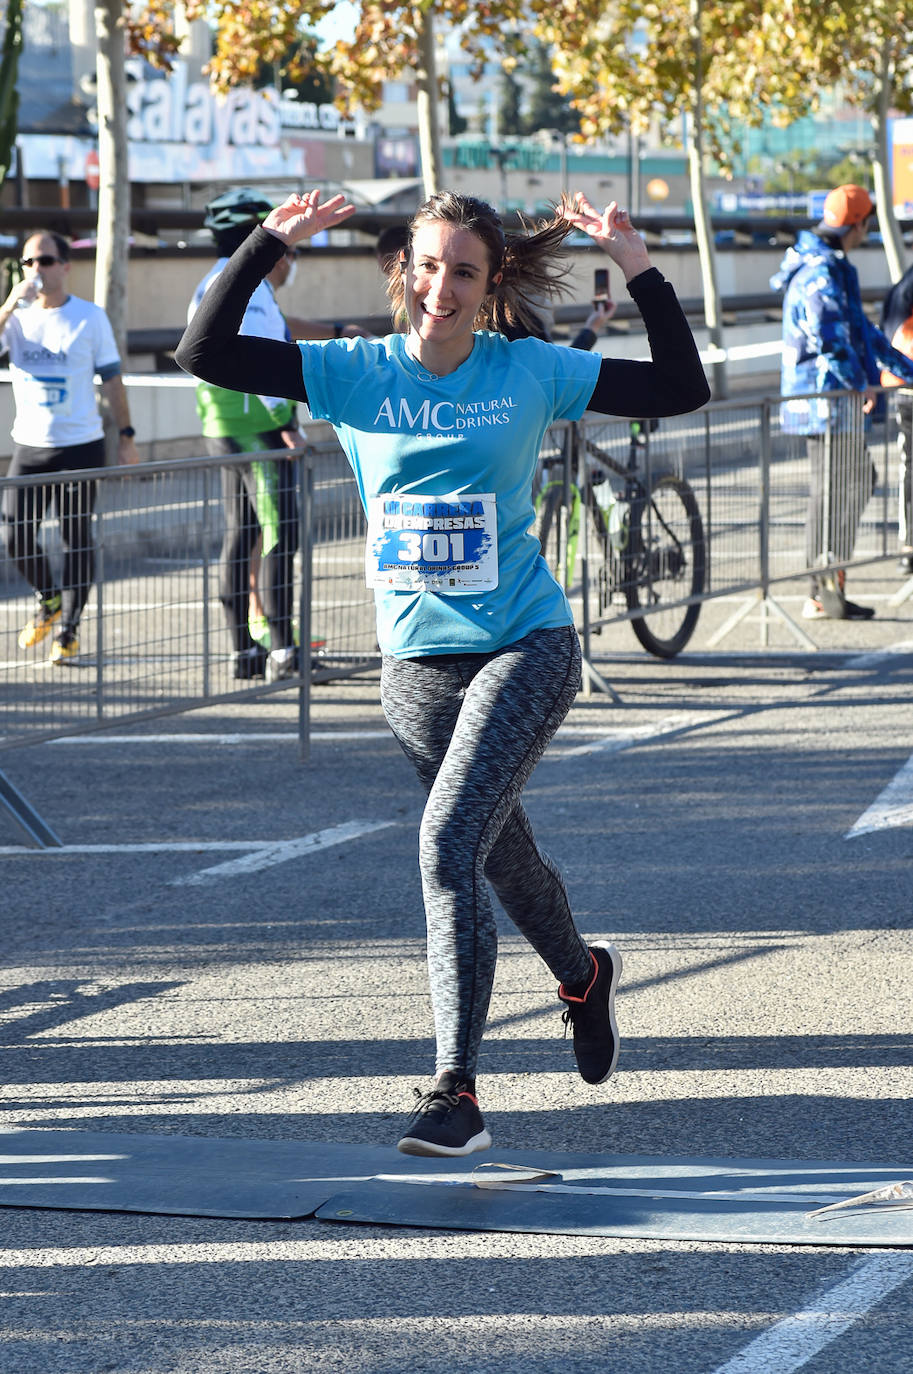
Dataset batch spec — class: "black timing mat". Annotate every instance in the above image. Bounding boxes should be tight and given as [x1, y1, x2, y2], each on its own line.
[0, 1128, 422, 1220]
[2, 1128, 912, 1244]
[316, 1155, 913, 1246]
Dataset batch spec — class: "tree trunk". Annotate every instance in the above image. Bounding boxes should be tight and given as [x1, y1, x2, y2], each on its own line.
[94, 0, 130, 361]
[689, 0, 726, 398]
[688, 139, 727, 399]
[414, 6, 441, 198]
[0, 0, 24, 192]
[873, 45, 905, 284]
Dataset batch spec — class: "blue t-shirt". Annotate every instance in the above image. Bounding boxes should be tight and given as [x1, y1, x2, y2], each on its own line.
[298, 329, 601, 658]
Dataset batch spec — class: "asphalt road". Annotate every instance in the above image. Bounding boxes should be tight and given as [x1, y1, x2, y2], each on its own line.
[0, 576, 912, 1374]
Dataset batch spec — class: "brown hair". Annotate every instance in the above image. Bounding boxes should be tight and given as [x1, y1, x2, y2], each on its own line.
[387, 190, 576, 334]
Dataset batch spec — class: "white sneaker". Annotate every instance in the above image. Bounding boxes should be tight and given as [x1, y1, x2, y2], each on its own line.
[266, 646, 297, 682]
[802, 597, 826, 619]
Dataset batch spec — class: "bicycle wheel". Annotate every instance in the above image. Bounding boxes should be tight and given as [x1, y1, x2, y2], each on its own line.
[624, 472, 705, 658]
[534, 482, 580, 590]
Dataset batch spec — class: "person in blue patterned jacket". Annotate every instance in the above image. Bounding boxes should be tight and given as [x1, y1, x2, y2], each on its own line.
[771, 184, 913, 618]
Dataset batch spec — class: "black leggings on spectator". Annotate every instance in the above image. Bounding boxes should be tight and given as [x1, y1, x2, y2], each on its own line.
[1, 439, 105, 636]
[205, 431, 298, 653]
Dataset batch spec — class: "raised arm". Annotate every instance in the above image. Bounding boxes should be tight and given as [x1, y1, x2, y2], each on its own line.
[176, 230, 305, 398]
[176, 190, 358, 402]
[562, 196, 710, 417]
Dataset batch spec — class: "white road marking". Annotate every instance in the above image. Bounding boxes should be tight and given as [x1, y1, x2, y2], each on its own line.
[43, 718, 719, 754]
[707, 1253, 913, 1374]
[0, 1177, 114, 1186]
[0, 821, 395, 870]
[844, 641, 913, 670]
[0, 841, 275, 857]
[48, 732, 385, 745]
[169, 819, 394, 886]
[0, 1154, 126, 1164]
[547, 711, 729, 758]
[845, 753, 913, 838]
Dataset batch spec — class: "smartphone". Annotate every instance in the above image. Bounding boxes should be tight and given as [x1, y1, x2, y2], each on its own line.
[593, 267, 609, 308]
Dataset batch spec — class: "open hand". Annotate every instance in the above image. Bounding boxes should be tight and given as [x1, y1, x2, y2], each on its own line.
[563, 194, 651, 282]
[263, 190, 357, 248]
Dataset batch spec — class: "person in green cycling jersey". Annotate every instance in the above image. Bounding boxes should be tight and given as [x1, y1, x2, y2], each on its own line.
[189, 187, 369, 680]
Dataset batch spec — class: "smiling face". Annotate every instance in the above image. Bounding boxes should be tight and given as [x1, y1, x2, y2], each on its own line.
[404, 221, 500, 368]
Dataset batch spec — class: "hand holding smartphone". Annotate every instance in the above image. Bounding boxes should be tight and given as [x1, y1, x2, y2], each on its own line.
[593, 266, 609, 309]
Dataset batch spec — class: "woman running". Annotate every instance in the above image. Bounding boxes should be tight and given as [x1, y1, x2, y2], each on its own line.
[176, 188, 710, 1157]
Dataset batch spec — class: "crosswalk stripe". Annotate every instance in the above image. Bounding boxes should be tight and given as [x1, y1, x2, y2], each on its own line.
[845, 753, 913, 838]
[168, 820, 395, 886]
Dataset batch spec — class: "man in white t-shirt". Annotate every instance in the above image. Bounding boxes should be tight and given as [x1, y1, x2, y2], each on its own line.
[0, 230, 139, 662]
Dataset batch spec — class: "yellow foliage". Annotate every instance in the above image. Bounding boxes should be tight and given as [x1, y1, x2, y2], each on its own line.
[121, 0, 913, 162]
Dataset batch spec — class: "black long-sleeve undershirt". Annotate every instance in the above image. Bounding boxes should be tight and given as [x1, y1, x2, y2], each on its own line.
[175, 226, 711, 419]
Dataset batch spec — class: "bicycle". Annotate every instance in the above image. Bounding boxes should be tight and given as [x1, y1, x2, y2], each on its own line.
[534, 418, 706, 658]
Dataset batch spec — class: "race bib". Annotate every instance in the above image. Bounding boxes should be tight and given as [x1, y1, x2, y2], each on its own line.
[20, 373, 71, 415]
[365, 492, 499, 594]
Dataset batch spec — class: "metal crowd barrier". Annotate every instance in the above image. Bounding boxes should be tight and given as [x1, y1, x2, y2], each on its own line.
[1, 392, 910, 810]
[0, 437, 378, 765]
[550, 387, 908, 669]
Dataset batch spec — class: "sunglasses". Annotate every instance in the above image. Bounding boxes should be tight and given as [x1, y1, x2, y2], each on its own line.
[20, 255, 61, 268]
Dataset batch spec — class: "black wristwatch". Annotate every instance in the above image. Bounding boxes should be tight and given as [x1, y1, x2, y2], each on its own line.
[119, 426, 136, 438]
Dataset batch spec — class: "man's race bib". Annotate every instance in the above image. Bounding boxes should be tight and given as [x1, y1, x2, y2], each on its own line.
[365, 492, 499, 594]
[20, 373, 71, 414]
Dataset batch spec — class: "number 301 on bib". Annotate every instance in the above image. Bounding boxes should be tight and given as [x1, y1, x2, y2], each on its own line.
[365, 492, 499, 594]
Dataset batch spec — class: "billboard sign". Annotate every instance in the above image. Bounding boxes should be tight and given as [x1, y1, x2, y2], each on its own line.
[891, 117, 913, 219]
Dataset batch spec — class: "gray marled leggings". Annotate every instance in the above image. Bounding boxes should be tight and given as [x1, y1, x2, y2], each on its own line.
[380, 625, 592, 1078]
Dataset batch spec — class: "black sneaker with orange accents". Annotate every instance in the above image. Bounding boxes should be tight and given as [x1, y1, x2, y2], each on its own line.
[396, 1072, 492, 1157]
[558, 943, 623, 1085]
